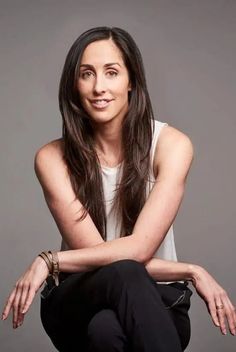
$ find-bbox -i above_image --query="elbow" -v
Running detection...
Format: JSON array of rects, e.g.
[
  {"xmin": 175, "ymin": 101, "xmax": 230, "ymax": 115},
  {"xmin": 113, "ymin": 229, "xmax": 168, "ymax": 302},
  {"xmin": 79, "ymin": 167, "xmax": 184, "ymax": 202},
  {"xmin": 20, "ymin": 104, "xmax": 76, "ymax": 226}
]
[
  {"xmin": 128, "ymin": 242, "xmax": 148, "ymax": 264},
  {"xmin": 139, "ymin": 254, "xmax": 153, "ymax": 265},
  {"xmin": 135, "ymin": 247, "xmax": 152, "ymax": 264},
  {"xmin": 130, "ymin": 235, "xmax": 155, "ymax": 264},
  {"xmin": 135, "ymin": 254, "xmax": 147, "ymax": 265}
]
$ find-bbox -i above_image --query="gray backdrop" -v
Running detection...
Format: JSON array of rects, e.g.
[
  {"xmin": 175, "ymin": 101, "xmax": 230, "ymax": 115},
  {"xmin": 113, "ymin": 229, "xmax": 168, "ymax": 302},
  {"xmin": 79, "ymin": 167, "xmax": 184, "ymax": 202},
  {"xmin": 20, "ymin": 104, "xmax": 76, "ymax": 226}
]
[{"xmin": 1, "ymin": 0, "xmax": 235, "ymax": 351}]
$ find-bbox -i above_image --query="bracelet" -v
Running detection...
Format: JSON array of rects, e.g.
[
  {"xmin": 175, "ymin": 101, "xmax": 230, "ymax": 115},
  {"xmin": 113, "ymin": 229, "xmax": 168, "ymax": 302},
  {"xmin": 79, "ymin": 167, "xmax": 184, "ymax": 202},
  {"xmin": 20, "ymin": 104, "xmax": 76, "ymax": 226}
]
[
  {"xmin": 38, "ymin": 251, "xmax": 53, "ymax": 273},
  {"xmin": 50, "ymin": 251, "xmax": 60, "ymax": 286},
  {"xmin": 38, "ymin": 251, "xmax": 60, "ymax": 286}
]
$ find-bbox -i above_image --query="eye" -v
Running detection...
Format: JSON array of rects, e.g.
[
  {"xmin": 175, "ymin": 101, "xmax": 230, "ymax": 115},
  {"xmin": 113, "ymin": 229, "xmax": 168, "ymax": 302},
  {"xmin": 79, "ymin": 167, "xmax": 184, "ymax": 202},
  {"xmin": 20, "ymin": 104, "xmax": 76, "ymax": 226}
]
[
  {"xmin": 80, "ymin": 71, "xmax": 93, "ymax": 79},
  {"xmin": 107, "ymin": 71, "xmax": 118, "ymax": 77}
]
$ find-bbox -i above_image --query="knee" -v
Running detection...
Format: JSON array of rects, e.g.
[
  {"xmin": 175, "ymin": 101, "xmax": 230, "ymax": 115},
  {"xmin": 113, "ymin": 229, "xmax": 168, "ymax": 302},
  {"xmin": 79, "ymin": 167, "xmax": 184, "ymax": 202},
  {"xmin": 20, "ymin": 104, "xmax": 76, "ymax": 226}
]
[
  {"xmin": 87, "ymin": 309, "xmax": 127, "ymax": 350},
  {"xmin": 95, "ymin": 259, "xmax": 150, "ymax": 298},
  {"xmin": 107, "ymin": 259, "xmax": 148, "ymax": 282}
]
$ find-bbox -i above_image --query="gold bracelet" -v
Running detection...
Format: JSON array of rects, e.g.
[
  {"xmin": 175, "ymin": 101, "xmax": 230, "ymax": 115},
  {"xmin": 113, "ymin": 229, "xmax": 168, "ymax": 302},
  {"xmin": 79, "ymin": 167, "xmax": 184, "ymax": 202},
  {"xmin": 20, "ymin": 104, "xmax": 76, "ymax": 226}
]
[
  {"xmin": 50, "ymin": 251, "xmax": 60, "ymax": 286},
  {"xmin": 38, "ymin": 252, "xmax": 53, "ymax": 274},
  {"xmin": 38, "ymin": 250, "xmax": 60, "ymax": 286}
]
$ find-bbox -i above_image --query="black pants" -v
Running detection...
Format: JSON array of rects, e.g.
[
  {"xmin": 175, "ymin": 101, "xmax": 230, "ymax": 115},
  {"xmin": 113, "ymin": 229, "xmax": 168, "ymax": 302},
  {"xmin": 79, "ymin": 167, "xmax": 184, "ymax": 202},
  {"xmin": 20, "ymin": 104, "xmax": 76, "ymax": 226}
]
[{"xmin": 40, "ymin": 259, "xmax": 192, "ymax": 352}]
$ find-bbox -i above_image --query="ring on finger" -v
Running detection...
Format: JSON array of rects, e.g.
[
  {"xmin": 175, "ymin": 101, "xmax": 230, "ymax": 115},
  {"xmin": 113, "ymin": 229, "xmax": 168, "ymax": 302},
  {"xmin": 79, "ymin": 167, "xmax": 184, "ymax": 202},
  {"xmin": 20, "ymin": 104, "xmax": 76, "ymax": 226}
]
[{"xmin": 216, "ymin": 304, "xmax": 224, "ymax": 310}]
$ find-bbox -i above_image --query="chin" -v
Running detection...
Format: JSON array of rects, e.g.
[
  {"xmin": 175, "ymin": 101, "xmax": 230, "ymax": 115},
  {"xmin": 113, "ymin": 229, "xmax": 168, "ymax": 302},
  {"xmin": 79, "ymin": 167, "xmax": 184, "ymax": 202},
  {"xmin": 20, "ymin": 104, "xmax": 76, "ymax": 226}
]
[
  {"xmin": 89, "ymin": 116, "xmax": 116, "ymax": 125},
  {"xmin": 86, "ymin": 110, "xmax": 118, "ymax": 123}
]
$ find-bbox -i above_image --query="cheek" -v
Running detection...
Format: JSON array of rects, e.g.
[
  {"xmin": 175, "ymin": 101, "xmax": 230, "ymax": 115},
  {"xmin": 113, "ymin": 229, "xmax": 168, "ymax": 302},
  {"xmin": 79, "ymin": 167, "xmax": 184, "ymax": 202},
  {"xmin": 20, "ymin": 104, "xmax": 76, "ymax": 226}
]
[
  {"xmin": 77, "ymin": 81, "xmax": 91, "ymax": 98},
  {"xmin": 112, "ymin": 80, "xmax": 130, "ymax": 97}
]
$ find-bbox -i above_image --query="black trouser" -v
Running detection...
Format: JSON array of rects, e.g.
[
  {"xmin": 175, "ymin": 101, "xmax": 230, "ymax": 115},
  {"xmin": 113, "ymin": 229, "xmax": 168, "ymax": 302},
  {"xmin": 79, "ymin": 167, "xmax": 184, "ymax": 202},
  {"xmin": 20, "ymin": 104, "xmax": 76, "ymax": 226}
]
[{"xmin": 40, "ymin": 259, "xmax": 192, "ymax": 352}]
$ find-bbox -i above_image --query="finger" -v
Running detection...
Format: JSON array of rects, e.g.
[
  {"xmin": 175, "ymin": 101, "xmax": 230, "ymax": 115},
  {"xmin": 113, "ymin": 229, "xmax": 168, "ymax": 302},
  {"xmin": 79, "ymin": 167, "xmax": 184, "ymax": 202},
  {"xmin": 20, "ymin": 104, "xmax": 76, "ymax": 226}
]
[
  {"xmin": 21, "ymin": 286, "xmax": 36, "ymax": 314},
  {"xmin": 12, "ymin": 285, "xmax": 23, "ymax": 329},
  {"xmin": 16, "ymin": 313, "xmax": 25, "ymax": 328},
  {"xmin": 227, "ymin": 298, "xmax": 236, "ymax": 322},
  {"xmin": 2, "ymin": 287, "xmax": 17, "ymax": 320},
  {"xmin": 208, "ymin": 299, "xmax": 220, "ymax": 327},
  {"xmin": 19, "ymin": 284, "xmax": 29, "ymax": 314},
  {"xmin": 17, "ymin": 286, "xmax": 29, "ymax": 327},
  {"xmin": 215, "ymin": 299, "xmax": 227, "ymax": 335},
  {"xmin": 232, "ymin": 304, "xmax": 236, "ymax": 325},
  {"xmin": 224, "ymin": 297, "xmax": 236, "ymax": 336}
]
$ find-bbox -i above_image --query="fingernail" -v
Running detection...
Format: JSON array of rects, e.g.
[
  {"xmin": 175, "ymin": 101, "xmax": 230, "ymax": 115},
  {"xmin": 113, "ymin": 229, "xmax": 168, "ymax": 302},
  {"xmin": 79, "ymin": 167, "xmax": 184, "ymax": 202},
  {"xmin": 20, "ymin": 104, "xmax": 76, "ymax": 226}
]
[{"xmin": 1, "ymin": 313, "xmax": 5, "ymax": 320}]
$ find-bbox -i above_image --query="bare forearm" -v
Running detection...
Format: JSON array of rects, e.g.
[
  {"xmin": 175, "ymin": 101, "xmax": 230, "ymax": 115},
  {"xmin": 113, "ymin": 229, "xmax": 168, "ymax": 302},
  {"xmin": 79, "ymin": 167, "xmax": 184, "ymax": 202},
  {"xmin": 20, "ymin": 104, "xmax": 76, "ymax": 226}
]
[
  {"xmin": 57, "ymin": 234, "xmax": 143, "ymax": 272},
  {"xmin": 144, "ymin": 257, "xmax": 198, "ymax": 282},
  {"xmin": 57, "ymin": 235, "xmax": 198, "ymax": 283}
]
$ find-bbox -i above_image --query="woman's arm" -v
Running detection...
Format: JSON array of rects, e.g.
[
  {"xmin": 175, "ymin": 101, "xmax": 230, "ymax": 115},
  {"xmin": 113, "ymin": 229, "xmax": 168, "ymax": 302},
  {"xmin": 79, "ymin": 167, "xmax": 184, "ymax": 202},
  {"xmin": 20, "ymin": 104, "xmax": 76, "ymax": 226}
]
[
  {"xmin": 32, "ymin": 131, "xmax": 235, "ymax": 336},
  {"xmin": 34, "ymin": 126, "xmax": 193, "ymax": 272},
  {"xmin": 2, "ymin": 253, "xmax": 235, "ymax": 336},
  {"xmin": 144, "ymin": 258, "xmax": 236, "ymax": 336},
  {"xmin": 3, "ymin": 129, "xmax": 235, "ymax": 334}
]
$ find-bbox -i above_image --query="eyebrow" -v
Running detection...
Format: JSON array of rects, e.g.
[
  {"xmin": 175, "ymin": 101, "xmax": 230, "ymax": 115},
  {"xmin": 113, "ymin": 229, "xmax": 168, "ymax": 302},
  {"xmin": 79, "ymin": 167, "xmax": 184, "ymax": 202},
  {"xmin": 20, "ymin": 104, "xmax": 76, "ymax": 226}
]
[{"xmin": 79, "ymin": 62, "xmax": 121, "ymax": 69}]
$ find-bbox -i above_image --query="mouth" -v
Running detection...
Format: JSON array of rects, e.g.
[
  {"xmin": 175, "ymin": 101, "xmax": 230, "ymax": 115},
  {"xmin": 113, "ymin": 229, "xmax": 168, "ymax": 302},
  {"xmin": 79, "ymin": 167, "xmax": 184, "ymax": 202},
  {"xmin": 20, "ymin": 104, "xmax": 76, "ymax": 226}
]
[{"xmin": 89, "ymin": 99, "xmax": 114, "ymax": 109}]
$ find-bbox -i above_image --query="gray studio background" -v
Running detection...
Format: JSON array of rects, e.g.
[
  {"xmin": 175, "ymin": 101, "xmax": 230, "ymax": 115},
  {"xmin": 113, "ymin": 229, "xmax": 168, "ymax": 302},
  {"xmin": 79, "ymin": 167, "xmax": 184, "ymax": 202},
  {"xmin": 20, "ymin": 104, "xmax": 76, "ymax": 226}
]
[{"xmin": 1, "ymin": 0, "xmax": 235, "ymax": 351}]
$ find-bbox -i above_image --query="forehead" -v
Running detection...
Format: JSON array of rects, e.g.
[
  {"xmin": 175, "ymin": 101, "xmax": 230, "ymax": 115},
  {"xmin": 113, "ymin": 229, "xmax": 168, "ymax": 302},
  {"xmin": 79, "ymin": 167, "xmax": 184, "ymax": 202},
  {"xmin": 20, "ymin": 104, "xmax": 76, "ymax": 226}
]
[{"xmin": 80, "ymin": 39, "xmax": 125, "ymax": 66}]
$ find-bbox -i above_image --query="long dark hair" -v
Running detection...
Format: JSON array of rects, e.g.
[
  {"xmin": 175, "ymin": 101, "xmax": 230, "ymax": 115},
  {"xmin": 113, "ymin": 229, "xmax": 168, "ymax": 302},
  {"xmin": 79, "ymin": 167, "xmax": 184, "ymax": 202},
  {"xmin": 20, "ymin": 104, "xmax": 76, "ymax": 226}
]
[{"xmin": 59, "ymin": 26, "xmax": 155, "ymax": 240}]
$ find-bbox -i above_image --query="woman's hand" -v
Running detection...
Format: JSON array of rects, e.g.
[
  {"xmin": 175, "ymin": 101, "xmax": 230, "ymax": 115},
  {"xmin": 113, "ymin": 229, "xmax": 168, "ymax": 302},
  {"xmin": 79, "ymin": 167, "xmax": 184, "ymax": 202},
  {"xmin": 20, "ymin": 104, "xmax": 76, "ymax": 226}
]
[
  {"xmin": 1, "ymin": 256, "xmax": 49, "ymax": 329},
  {"xmin": 191, "ymin": 265, "xmax": 236, "ymax": 336}
]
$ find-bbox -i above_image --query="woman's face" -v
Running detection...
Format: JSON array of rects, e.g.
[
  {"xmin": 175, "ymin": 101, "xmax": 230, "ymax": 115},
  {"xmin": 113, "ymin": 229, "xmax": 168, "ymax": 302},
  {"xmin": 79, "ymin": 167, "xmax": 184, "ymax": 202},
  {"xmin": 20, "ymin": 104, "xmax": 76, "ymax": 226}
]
[{"xmin": 77, "ymin": 39, "xmax": 131, "ymax": 126}]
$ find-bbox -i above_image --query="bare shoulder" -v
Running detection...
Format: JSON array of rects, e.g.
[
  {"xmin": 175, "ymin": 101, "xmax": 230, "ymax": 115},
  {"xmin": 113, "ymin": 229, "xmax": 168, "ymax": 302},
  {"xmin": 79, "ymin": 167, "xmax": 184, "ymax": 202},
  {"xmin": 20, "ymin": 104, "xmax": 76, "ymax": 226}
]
[
  {"xmin": 34, "ymin": 138, "xmax": 65, "ymax": 169},
  {"xmin": 34, "ymin": 138, "xmax": 69, "ymax": 199},
  {"xmin": 35, "ymin": 137, "xmax": 64, "ymax": 159},
  {"xmin": 34, "ymin": 137, "xmax": 65, "ymax": 171},
  {"xmin": 153, "ymin": 124, "xmax": 194, "ymax": 181}
]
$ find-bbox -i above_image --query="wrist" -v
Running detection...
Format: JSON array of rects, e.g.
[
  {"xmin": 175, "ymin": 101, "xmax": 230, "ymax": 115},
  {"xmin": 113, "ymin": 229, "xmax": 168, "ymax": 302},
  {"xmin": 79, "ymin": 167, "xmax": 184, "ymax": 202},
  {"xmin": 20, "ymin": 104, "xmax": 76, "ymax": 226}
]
[
  {"xmin": 33, "ymin": 256, "xmax": 50, "ymax": 274},
  {"xmin": 187, "ymin": 264, "xmax": 203, "ymax": 286},
  {"xmin": 38, "ymin": 251, "xmax": 60, "ymax": 286}
]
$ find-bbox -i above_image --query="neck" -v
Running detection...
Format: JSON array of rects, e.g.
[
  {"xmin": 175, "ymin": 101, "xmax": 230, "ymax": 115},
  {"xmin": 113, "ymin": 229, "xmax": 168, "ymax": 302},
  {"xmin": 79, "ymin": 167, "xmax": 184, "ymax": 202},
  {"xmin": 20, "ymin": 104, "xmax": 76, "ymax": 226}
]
[{"xmin": 93, "ymin": 121, "xmax": 123, "ymax": 159}]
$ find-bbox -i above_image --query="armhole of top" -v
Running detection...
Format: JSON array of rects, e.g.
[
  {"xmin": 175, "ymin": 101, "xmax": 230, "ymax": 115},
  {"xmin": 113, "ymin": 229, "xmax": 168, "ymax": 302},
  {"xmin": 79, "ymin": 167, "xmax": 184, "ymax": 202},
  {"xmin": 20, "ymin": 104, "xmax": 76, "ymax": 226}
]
[{"xmin": 150, "ymin": 121, "xmax": 169, "ymax": 178}]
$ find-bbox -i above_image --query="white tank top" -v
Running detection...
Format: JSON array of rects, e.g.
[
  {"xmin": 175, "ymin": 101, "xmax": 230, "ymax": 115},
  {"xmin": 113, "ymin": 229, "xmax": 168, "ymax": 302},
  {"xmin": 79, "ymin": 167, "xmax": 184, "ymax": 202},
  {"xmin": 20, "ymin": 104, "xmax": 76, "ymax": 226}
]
[
  {"xmin": 101, "ymin": 119, "xmax": 178, "ymax": 262},
  {"xmin": 61, "ymin": 119, "xmax": 178, "ymax": 264}
]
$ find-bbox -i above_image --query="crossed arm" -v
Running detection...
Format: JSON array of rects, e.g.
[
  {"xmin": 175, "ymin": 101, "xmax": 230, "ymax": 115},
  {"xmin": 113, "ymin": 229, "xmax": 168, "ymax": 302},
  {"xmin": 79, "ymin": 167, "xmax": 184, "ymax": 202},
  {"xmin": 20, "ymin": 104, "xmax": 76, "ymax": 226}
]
[{"xmin": 2, "ymin": 126, "xmax": 236, "ymax": 335}]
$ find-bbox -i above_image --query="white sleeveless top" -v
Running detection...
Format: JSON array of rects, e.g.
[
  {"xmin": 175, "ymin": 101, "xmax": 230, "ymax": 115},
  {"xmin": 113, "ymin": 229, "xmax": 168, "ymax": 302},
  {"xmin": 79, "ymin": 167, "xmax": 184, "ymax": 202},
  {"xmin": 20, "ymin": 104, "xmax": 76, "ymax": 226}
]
[
  {"xmin": 101, "ymin": 119, "xmax": 178, "ymax": 262},
  {"xmin": 61, "ymin": 119, "xmax": 178, "ymax": 265}
]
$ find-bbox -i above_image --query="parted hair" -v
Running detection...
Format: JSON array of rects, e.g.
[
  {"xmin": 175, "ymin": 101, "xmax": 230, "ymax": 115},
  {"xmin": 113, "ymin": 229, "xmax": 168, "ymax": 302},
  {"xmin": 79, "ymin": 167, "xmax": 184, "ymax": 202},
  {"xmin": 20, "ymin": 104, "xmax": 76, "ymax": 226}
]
[{"xmin": 58, "ymin": 26, "xmax": 155, "ymax": 240}]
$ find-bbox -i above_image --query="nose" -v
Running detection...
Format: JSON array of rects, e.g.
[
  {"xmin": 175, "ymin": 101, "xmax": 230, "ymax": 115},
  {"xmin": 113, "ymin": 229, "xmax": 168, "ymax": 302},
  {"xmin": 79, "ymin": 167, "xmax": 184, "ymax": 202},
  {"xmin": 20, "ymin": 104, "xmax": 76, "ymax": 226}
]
[{"xmin": 93, "ymin": 74, "xmax": 107, "ymax": 94}]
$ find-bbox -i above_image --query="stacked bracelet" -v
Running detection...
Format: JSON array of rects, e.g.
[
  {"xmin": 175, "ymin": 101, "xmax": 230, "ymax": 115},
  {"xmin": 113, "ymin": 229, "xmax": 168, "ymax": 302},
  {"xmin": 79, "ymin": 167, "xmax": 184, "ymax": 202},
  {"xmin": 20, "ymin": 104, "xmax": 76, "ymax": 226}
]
[{"xmin": 38, "ymin": 251, "xmax": 60, "ymax": 286}]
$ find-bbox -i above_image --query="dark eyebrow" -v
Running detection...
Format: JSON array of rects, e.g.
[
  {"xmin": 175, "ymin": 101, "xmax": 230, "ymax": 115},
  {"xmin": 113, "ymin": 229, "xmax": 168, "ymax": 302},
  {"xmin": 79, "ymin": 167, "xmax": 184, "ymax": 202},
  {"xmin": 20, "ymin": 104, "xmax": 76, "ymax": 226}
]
[{"xmin": 79, "ymin": 62, "xmax": 121, "ymax": 69}]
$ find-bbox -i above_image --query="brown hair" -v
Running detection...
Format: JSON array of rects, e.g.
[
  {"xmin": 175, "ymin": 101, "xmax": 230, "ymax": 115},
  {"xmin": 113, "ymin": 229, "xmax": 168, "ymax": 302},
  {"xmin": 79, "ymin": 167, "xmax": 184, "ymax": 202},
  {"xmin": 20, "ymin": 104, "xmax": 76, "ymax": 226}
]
[{"xmin": 58, "ymin": 26, "xmax": 155, "ymax": 240}]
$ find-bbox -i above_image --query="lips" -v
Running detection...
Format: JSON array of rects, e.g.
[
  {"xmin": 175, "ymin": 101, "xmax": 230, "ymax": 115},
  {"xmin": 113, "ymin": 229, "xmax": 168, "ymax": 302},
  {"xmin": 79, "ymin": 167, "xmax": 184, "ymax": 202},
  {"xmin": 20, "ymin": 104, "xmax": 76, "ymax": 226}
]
[{"xmin": 90, "ymin": 99, "xmax": 114, "ymax": 109}]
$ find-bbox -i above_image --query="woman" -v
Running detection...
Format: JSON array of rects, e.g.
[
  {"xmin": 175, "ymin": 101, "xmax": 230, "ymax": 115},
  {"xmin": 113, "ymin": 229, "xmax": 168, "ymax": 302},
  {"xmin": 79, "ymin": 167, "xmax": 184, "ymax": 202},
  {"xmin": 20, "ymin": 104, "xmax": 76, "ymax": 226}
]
[{"xmin": 2, "ymin": 26, "xmax": 235, "ymax": 352}]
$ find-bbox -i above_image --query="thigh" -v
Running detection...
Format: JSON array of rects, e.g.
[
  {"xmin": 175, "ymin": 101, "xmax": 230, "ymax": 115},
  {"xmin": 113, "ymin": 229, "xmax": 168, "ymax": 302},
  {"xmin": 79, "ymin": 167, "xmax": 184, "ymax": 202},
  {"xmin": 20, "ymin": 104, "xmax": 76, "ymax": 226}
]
[
  {"xmin": 40, "ymin": 265, "xmax": 126, "ymax": 351},
  {"xmin": 40, "ymin": 272, "xmax": 99, "ymax": 351},
  {"xmin": 40, "ymin": 260, "xmax": 147, "ymax": 332},
  {"xmin": 40, "ymin": 261, "xmax": 149, "ymax": 351},
  {"xmin": 87, "ymin": 309, "xmax": 130, "ymax": 352}
]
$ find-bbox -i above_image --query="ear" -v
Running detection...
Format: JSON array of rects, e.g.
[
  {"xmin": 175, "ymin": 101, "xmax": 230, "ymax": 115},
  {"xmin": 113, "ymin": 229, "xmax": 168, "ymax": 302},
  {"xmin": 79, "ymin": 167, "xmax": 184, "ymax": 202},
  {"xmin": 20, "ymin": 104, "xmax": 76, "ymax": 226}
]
[{"xmin": 128, "ymin": 82, "xmax": 132, "ymax": 91}]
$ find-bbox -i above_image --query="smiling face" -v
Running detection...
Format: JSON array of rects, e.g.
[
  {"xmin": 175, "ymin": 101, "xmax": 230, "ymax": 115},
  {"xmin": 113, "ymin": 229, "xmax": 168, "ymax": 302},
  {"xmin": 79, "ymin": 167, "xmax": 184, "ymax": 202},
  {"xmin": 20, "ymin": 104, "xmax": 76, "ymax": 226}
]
[{"xmin": 77, "ymin": 39, "xmax": 132, "ymax": 127}]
